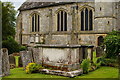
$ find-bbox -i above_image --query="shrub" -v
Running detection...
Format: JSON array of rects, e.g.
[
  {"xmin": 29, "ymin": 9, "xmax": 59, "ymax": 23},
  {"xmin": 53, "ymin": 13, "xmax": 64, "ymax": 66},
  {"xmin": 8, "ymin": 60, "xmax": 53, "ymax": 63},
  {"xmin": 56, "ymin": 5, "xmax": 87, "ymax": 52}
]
[
  {"xmin": 81, "ymin": 59, "xmax": 91, "ymax": 74},
  {"xmin": 19, "ymin": 46, "xmax": 27, "ymax": 51},
  {"xmin": 92, "ymin": 52, "xmax": 101, "ymax": 69},
  {"xmin": 104, "ymin": 31, "xmax": 120, "ymax": 59},
  {"xmin": 100, "ymin": 58, "xmax": 118, "ymax": 67},
  {"xmin": 26, "ymin": 63, "xmax": 44, "ymax": 74},
  {"xmin": 2, "ymin": 36, "xmax": 20, "ymax": 54}
]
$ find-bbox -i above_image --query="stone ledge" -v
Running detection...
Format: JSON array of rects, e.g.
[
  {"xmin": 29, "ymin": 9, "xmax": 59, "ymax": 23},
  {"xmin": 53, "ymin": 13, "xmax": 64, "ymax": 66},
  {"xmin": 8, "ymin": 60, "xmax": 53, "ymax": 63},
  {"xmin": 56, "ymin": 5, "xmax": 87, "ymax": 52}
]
[
  {"xmin": 33, "ymin": 44, "xmax": 94, "ymax": 48},
  {"xmin": 39, "ymin": 69, "xmax": 83, "ymax": 78}
]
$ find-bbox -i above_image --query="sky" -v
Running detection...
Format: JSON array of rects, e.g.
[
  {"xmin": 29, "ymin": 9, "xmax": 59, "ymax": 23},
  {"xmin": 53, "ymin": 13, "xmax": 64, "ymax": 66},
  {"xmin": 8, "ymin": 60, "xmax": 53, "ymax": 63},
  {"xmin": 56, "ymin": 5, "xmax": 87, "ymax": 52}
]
[
  {"xmin": 1, "ymin": 0, "xmax": 120, "ymax": 10},
  {"xmin": 1, "ymin": 0, "xmax": 26, "ymax": 10}
]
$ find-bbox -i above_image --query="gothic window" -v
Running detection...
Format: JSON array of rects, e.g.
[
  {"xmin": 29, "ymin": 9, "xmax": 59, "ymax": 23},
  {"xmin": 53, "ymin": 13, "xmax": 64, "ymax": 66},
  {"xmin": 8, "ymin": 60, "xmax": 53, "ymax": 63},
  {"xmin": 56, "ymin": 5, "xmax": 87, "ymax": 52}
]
[
  {"xmin": 32, "ymin": 13, "xmax": 40, "ymax": 32},
  {"xmin": 57, "ymin": 10, "xmax": 67, "ymax": 31},
  {"xmin": 81, "ymin": 8, "xmax": 93, "ymax": 31},
  {"xmin": 89, "ymin": 10, "xmax": 93, "ymax": 30},
  {"xmin": 98, "ymin": 36, "xmax": 104, "ymax": 46},
  {"xmin": 81, "ymin": 11, "xmax": 84, "ymax": 31}
]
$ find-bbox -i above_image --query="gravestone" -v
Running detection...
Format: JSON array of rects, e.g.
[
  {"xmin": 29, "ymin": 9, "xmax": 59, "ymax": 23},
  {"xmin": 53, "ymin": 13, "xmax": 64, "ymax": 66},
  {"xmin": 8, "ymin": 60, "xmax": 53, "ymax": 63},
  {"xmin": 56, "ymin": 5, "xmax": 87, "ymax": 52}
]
[
  {"xmin": 20, "ymin": 51, "xmax": 33, "ymax": 69},
  {"xmin": 0, "ymin": 48, "xmax": 10, "ymax": 77},
  {"xmin": 18, "ymin": 56, "xmax": 23, "ymax": 67},
  {"xmin": 9, "ymin": 55, "xmax": 15, "ymax": 65},
  {"xmin": 96, "ymin": 47, "xmax": 104, "ymax": 57},
  {"xmin": 9, "ymin": 55, "xmax": 16, "ymax": 69},
  {"xmin": 32, "ymin": 48, "xmax": 41, "ymax": 64}
]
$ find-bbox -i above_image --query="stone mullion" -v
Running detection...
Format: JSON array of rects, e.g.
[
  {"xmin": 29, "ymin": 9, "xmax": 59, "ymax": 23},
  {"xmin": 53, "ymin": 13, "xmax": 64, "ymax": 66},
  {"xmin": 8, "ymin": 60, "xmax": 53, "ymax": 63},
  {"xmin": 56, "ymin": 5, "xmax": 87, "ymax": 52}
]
[
  {"xmin": 38, "ymin": 15, "xmax": 40, "ymax": 32},
  {"xmin": 34, "ymin": 14, "xmax": 35, "ymax": 32},
  {"xmin": 88, "ymin": 9, "xmax": 90, "ymax": 31},
  {"xmin": 59, "ymin": 11, "xmax": 61, "ymax": 31},
  {"xmin": 36, "ymin": 14, "xmax": 38, "ymax": 32},
  {"xmin": 63, "ymin": 11, "xmax": 65, "ymax": 31}
]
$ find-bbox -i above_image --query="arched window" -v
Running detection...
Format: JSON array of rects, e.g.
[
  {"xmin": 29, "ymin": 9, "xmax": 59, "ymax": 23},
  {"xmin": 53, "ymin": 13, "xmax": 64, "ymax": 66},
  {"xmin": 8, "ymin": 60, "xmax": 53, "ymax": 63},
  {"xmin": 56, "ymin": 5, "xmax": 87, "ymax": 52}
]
[
  {"xmin": 89, "ymin": 10, "xmax": 93, "ymax": 30},
  {"xmin": 81, "ymin": 8, "xmax": 93, "ymax": 31},
  {"xmin": 81, "ymin": 11, "xmax": 84, "ymax": 31},
  {"xmin": 32, "ymin": 13, "xmax": 40, "ymax": 32},
  {"xmin": 57, "ymin": 10, "xmax": 67, "ymax": 31},
  {"xmin": 98, "ymin": 36, "xmax": 104, "ymax": 46}
]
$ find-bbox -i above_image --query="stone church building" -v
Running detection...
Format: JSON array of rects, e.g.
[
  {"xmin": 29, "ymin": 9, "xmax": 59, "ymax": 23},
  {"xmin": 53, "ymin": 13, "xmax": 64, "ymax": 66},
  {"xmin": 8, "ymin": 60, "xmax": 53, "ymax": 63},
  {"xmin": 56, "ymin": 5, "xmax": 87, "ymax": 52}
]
[
  {"xmin": 15, "ymin": 1, "xmax": 120, "ymax": 70},
  {"xmin": 15, "ymin": 1, "xmax": 120, "ymax": 47}
]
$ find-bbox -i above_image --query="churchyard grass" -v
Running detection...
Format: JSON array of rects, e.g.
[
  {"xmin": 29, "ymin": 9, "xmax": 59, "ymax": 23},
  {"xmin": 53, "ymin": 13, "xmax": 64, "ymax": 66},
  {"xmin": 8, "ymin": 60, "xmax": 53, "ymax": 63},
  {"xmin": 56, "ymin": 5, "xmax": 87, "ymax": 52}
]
[{"xmin": 3, "ymin": 67, "xmax": 118, "ymax": 78}]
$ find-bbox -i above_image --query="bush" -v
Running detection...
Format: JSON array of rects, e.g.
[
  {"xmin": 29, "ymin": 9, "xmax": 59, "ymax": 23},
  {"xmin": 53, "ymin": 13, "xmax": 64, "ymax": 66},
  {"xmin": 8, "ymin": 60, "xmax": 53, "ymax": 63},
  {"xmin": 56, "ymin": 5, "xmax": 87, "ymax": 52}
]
[
  {"xmin": 81, "ymin": 59, "xmax": 91, "ymax": 74},
  {"xmin": 19, "ymin": 46, "xmax": 27, "ymax": 51},
  {"xmin": 2, "ymin": 36, "xmax": 20, "ymax": 54},
  {"xmin": 104, "ymin": 31, "xmax": 120, "ymax": 59},
  {"xmin": 26, "ymin": 63, "xmax": 44, "ymax": 74},
  {"xmin": 99, "ymin": 57, "xmax": 118, "ymax": 67},
  {"xmin": 92, "ymin": 52, "xmax": 101, "ymax": 69}
]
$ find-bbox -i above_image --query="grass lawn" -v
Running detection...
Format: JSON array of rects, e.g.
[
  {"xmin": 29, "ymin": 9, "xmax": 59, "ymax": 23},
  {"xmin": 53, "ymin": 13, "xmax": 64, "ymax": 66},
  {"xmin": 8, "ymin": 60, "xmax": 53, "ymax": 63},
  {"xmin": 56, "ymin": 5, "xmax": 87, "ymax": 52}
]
[{"xmin": 3, "ymin": 67, "xmax": 118, "ymax": 78}]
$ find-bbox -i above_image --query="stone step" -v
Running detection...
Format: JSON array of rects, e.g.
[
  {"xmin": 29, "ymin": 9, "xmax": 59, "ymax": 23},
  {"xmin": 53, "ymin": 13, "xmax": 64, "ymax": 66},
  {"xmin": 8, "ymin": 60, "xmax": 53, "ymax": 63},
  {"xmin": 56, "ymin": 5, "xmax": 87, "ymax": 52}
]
[{"xmin": 39, "ymin": 69, "xmax": 83, "ymax": 78}]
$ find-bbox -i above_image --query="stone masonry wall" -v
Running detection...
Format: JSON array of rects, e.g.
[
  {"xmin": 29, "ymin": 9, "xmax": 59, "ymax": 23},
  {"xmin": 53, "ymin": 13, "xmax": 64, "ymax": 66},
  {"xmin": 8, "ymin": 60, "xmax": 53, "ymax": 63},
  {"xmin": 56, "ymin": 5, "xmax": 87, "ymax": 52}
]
[{"xmin": 16, "ymin": 2, "xmax": 120, "ymax": 46}]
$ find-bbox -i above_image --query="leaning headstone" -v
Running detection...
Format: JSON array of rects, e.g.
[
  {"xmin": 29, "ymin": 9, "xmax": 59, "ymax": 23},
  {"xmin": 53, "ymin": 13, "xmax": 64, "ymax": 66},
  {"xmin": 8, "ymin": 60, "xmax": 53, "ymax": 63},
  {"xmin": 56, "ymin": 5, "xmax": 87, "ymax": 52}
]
[
  {"xmin": 1, "ymin": 48, "xmax": 10, "ymax": 76},
  {"xmin": 20, "ymin": 51, "xmax": 33, "ymax": 69}
]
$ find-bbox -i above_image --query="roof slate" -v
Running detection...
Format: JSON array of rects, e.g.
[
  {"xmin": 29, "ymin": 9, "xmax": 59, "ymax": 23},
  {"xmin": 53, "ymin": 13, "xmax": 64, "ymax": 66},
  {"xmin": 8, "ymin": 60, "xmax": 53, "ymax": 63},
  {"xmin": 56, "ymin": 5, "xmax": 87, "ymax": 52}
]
[{"xmin": 18, "ymin": 1, "xmax": 75, "ymax": 11}]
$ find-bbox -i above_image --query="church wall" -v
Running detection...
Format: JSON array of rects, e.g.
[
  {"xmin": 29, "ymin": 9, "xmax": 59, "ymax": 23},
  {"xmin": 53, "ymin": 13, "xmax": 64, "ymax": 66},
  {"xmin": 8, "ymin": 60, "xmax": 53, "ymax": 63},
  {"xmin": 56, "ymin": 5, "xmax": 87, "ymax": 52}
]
[
  {"xmin": 94, "ymin": 2, "xmax": 117, "ymax": 32},
  {"xmin": 78, "ymin": 34, "xmax": 107, "ymax": 46},
  {"xmin": 17, "ymin": 2, "xmax": 119, "ymax": 45}
]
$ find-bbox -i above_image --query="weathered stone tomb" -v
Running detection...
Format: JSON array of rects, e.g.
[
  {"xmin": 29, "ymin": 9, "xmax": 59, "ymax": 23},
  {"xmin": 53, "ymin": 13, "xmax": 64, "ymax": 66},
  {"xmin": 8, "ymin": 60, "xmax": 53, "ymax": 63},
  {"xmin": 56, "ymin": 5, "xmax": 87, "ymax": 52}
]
[{"xmin": 20, "ymin": 44, "xmax": 93, "ymax": 71}]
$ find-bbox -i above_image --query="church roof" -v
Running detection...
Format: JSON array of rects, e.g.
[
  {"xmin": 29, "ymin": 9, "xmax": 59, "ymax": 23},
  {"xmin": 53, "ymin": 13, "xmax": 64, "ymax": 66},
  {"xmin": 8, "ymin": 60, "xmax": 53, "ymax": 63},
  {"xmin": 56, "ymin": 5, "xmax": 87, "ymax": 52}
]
[{"xmin": 18, "ymin": 1, "xmax": 75, "ymax": 11}]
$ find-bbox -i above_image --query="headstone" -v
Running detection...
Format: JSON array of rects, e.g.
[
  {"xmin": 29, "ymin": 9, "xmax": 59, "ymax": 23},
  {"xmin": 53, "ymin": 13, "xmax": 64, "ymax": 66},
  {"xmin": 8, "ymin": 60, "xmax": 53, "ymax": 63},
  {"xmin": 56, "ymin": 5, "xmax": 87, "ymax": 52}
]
[
  {"xmin": 32, "ymin": 48, "xmax": 41, "ymax": 64},
  {"xmin": 1, "ymin": 48, "xmax": 10, "ymax": 76},
  {"xmin": 20, "ymin": 51, "xmax": 33, "ymax": 69},
  {"xmin": 96, "ymin": 47, "xmax": 104, "ymax": 57},
  {"xmin": 18, "ymin": 56, "xmax": 23, "ymax": 67},
  {"xmin": 9, "ymin": 55, "xmax": 15, "ymax": 65}
]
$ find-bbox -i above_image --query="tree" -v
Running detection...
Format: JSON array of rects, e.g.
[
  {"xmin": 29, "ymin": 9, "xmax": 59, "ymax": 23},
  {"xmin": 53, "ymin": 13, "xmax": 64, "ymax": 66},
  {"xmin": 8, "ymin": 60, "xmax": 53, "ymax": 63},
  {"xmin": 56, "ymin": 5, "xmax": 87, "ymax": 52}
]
[
  {"xmin": 104, "ymin": 31, "xmax": 120, "ymax": 59},
  {"xmin": 2, "ymin": 2, "xmax": 17, "ymax": 40},
  {"xmin": 2, "ymin": 2, "xmax": 21, "ymax": 54}
]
